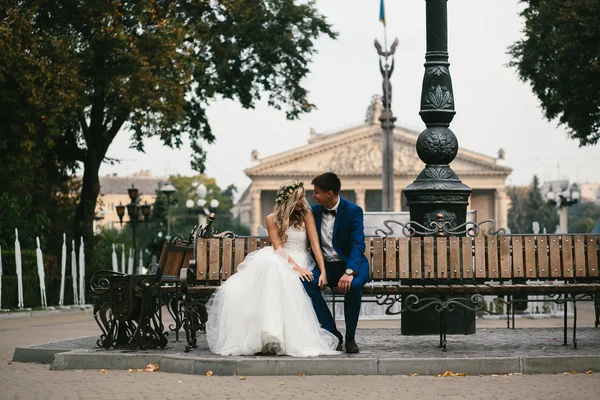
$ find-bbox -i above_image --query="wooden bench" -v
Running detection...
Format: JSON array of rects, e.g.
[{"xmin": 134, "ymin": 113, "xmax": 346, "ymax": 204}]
[{"xmin": 158, "ymin": 224, "xmax": 600, "ymax": 351}]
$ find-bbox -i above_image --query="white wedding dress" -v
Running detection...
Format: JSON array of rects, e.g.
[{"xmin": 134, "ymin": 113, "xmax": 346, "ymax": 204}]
[{"xmin": 205, "ymin": 226, "xmax": 339, "ymax": 357}]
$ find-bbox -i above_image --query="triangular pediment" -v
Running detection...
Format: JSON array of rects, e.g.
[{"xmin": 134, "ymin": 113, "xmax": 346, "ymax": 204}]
[{"xmin": 245, "ymin": 124, "xmax": 511, "ymax": 178}]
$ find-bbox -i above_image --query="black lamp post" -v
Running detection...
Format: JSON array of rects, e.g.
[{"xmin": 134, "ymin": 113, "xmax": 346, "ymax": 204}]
[
  {"xmin": 402, "ymin": 0, "xmax": 474, "ymax": 335},
  {"xmin": 116, "ymin": 184, "xmax": 151, "ymax": 274}
]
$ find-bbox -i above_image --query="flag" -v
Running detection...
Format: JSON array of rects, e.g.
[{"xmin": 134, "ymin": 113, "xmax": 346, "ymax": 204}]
[{"xmin": 379, "ymin": 0, "xmax": 386, "ymax": 26}]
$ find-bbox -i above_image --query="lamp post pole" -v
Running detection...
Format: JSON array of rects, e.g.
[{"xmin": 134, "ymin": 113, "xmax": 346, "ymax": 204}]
[
  {"xmin": 160, "ymin": 183, "xmax": 177, "ymax": 239},
  {"xmin": 116, "ymin": 185, "xmax": 151, "ymax": 273},
  {"xmin": 547, "ymin": 189, "xmax": 580, "ymax": 233},
  {"xmin": 402, "ymin": 0, "xmax": 473, "ymax": 335}
]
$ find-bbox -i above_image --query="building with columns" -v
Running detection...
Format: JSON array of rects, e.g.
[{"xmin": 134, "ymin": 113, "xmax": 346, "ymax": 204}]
[{"xmin": 234, "ymin": 98, "xmax": 511, "ymax": 235}]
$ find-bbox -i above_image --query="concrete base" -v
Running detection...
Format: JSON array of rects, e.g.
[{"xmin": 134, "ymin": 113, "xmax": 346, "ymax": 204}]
[{"xmin": 12, "ymin": 328, "xmax": 600, "ymax": 376}]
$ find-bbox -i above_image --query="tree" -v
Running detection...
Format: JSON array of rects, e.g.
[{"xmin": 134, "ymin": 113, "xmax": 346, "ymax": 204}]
[
  {"xmin": 508, "ymin": 0, "xmax": 600, "ymax": 146},
  {"xmin": 568, "ymin": 202, "xmax": 600, "ymax": 234},
  {"xmin": 0, "ymin": 5, "xmax": 80, "ymax": 253},
  {"xmin": 1, "ymin": 1, "xmax": 335, "ymax": 264},
  {"xmin": 507, "ymin": 176, "xmax": 559, "ymax": 233}
]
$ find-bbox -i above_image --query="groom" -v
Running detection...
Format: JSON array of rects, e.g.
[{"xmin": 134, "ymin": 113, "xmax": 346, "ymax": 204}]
[{"xmin": 303, "ymin": 172, "xmax": 370, "ymax": 353}]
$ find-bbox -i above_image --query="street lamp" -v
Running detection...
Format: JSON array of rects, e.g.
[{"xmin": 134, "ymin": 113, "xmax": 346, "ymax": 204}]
[
  {"xmin": 185, "ymin": 182, "xmax": 220, "ymax": 227},
  {"xmin": 116, "ymin": 184, "xmax": 151, "ymax": 274},
  {"xmin": 547, "ymin": 189, "xmax": 580, "ymax": 233},
  {"xmin": 160, "ymin": 183, "xmax": 177, "ymax": 239}
]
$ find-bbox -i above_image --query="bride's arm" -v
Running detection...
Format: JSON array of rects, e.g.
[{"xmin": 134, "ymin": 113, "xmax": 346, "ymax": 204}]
[
  {"xmin": 266, "ymin": 214, "xmax": 313, "ymax": 281},
  {"xmin": 304, "ymin": 210, "xmax": 326, "ymax": 276}
]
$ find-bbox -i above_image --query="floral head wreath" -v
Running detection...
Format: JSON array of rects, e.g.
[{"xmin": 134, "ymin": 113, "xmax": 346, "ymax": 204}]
[{"xmin": 275, "ymin": 180, "xmax": 304, "ymax": 204}]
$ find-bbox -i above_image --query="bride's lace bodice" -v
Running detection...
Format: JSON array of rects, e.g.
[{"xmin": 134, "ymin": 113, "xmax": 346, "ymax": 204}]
[{"xmin": 283, "ymin": 227, "xmax": 315, "ymax": 270}]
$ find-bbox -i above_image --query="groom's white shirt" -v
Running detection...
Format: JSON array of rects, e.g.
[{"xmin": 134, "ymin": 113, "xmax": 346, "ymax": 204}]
[{"xmin": 321, "ymin": 197, "xmax": 341, "ymax": 262}]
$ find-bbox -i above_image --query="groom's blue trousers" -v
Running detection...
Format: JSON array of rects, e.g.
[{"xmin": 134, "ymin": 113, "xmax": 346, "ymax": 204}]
[{"xmin": 302, "ymin": 261, "xmax": 367, "ymax": 338}]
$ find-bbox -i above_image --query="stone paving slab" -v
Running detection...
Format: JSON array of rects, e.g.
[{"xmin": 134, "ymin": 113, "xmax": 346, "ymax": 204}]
[{"xmin": 12, "ymin": 327, "xmax": 600, "ymax": 376}]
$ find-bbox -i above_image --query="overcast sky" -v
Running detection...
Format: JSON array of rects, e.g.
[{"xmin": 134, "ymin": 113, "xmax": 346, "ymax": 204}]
[{"xmin": 100, "ymin": 0, "xmax": 600, "ymax": 197}]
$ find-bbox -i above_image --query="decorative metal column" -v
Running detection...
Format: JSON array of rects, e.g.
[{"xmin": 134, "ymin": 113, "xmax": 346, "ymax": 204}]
[
  {"xmin": 404, "ymin": 0, "xmax": 471, "ymax": 231},
  {"xmin": 375, "ymin": 38, "xmax": 399, "ymax": 212},
  {"xmin": 402, "ymin": 0, "xmax": 473, "ymax": 335}
]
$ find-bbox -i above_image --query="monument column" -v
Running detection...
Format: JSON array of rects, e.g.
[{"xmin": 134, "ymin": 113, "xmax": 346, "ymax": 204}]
[
  {"xmin": 250, "ymin": 188, "xmax": 262, "ymax": 236},
  {"xmin": 355, "ymin": 189, "xmax": 366, "ymax": 211},
  {"xmin": 394, "ymin": 189, "xmax": 402, "ymax": 212},
  {"xmin": 495, "ymin": 188, "xmax": 508, "ymax": 229}
]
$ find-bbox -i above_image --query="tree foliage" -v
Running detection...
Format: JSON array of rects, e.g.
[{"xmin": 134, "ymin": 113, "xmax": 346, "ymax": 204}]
[
  {"xmin": 507, "ymin": 175, "xmax": 559, "ymax": 233},
  {"xmin": 508, "ymin": 0, "xmax": 600, "ymax": 146},
  {"xmin": 1, "ymin": 0, "xmax": 335, "ymax": 264}
]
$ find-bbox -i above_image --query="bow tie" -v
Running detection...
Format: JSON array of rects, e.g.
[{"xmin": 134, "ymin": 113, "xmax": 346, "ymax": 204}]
[{"xmin": 322, "ymin": 208, "xmax": 337, "ymax": 217}]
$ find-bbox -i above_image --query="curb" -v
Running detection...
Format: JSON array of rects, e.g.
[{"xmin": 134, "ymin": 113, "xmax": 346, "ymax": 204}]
[
  {"xmin": 0, "ymin": 306, "xmax": 92, "ymax": 320},
  {"xmin": 12, "ymin": 345, "xmax": 600, "ymax": 376}
]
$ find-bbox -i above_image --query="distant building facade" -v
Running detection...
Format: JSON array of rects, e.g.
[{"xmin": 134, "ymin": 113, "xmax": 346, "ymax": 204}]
[
  {"xmin": 94, "ymin": 170, "xmax": 166, "ymax": 232},
  {"xmin": 234, "ymin": 98, "xmax": 512, "ymax": 235}
]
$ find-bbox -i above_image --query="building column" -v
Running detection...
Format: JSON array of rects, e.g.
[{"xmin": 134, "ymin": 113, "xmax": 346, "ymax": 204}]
[
  {"xmin": 251, "ymin": 188, "xmax": 262, "ymax": 236},
  {"xmin": 495, "ymin": 188, "xmax": 508, "ymax": 229},
  {"xmin": 355, "ymin": 189, "xmax": 366, "ymax": 211},
  {"xmin": 394, "ymin": 189, "xmax": 402, "ymax": 212}
]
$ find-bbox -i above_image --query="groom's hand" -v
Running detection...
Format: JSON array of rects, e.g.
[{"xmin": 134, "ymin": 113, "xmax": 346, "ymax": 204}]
[
  {"xmin": 338, "ymin": 274, "xmax": 353, "ymax": 294},
  {"xmin": 318, "ymin": 274, "xmax": 328, "ymax": 289}
]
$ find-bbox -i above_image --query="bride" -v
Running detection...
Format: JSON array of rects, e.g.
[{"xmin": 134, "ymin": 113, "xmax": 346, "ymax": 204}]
[{"xmin": 205, "ymin": 180, "xmax": 339, "ymax": 356}]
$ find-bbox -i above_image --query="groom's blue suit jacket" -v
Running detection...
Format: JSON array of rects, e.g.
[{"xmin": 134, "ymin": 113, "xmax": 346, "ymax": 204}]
[{"xmin": 311, "ymin": 198, "xmax": 371, "ymax": 283}]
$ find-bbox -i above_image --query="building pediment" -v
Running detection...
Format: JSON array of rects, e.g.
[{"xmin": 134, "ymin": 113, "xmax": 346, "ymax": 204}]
[{"xmin": 245, "ymin": 124, "xmax": 511, "ymax": 178}]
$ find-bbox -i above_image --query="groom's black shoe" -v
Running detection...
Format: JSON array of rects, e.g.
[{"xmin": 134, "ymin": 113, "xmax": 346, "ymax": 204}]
[
  {"xmin": 345, "ymin": 337, "xmax": 359, "ymax": 354},
  {"xmin": 333, "ymin": 330, "xmax": 343, "ymax": 351}
]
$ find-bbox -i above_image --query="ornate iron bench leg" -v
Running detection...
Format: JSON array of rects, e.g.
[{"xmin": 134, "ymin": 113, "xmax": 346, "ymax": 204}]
[
  {"xmin": 594, "ymin": 294, "xmax": 600, "ymax": 328},
  {"xmin": 563, "ymin": 294, "xmax": 568, "ymax": 346},
  {"xmin": 572, "ymin": 294, "xmax": 578, "ymax": 349}
]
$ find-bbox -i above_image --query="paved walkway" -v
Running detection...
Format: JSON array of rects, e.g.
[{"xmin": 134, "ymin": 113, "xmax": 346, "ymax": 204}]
[{"xmin": 2, "ymin": 308, "xmax": 600, "ymax": 399}]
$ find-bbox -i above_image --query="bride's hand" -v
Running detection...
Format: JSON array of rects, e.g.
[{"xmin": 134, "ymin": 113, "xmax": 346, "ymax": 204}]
[
  {"xmin": 318, "ymin": 274, "xmax": 328, "ymax": 289},
  {"xmin": 294, "ymin": 265, "xmax": 314, "ymax": 282}
]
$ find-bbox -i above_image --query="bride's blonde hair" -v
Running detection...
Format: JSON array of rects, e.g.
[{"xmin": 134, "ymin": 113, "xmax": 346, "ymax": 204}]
[{"xmin": 274, "ymin": 180, "xmax": 309, "ymax": 243}]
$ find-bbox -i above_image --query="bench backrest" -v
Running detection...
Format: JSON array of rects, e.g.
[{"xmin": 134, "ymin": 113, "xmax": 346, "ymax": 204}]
[{"xmin": 159, "ymin": 234, "xmax": 600, "ymax": 285}]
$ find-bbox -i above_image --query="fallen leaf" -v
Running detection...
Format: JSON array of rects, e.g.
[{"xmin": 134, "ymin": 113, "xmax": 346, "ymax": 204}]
[
  {"xmin": 7, "ymin": 362, "xmax": 12, "ymax": 365},
  {"xmin": 562, "ymin": 372, "xmax": 569, "ymax": 375},
  {"xmin": 206, "ymin": 371, "xmax": 213, "ymax": 377},
  {"xmin": 144, "ymin": 364, "xmax": 159, "ymax": 372},
  {"xmin": 570, "ymin": 370, "xmax": 578, "ymax": 374},
  {"xmin": 491, "ymin": 374, "xmax": 498, "ymax": 377},
  {"xmin": 409, "ymin": 373, "xmax": 418, "ymax": 377},
  {"xmin": 100, "ymin": 369, "xmax": 108, "ymax": 374},
  {"xmin": 552, "ymin": 338, "xmax": 557, "ymax": 341},
  {"xmin": 178, "ymin": 380, "xmax": 183, "ymax": 383},
  {"xmin": 455, "ymin": 373, "xmax": 467, "ymax": 377},
  {"xmin": 586, "ymin": 370, "xmax": 593, "ymax": 374},
  {"xmin": 278, "ymin": 382, "xmax": 285, "ymax": 386},
  {"xmin": 441, "ymin": 371, "xmax": 455, "ymax": 377},
  {"xmin": 298, "ymin": 374, "xmax": 305, "ymax": 377},
  {"xmin": 240, "ymin": 376, "xmax": 247, "ymax": 380}
]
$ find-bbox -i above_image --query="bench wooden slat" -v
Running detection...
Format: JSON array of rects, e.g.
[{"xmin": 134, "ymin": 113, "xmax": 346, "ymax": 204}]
[
  {"xmin": 196, "ymin": 239, "xmax": 208, "ymax": 281},
  {"xmin": 549, "ymin": 236, "xmax": 562, "ymax": 278},
  {"xmin": 247, "ymin": 237, "xmax": 258, "ymax": 254},
  {"xmin": 221, "ymin": 238, "xmax": 233, "ymax": 280},
  {"xmin": 385, "ymin": 237, "xmax": 397, "ymax": 279},
  {"xmin": 449, "ymin": 237, "xmax": 460, "ymax": 279},
  {"xmin": 423, "ymin": 237, "xmax": 435, "ymax": 279},
  {"xmin": 500, "ymin": 236, "xmax": 511, "ymax": 279},
  {"xmin": 524, "ymin": 237, "xmax": 536, "ymax": 278},
  {"xmin": 512, "ymin": 236, "xmax": 524, "ymax": 279},
  {"xmin": 487, "ymin": 236, "xmax": 499, "ymax": 279},
  {"xmin": 410, "ymin": 237, "xmax": 422, "ymax": 279},
  {"xmin": 474, "ymin": 236, "xmax": 486, "ymax": 279},
  {"xmin": 234, "ymin": 238, "xmax": 246, "ymax": 272},
  {"xmin": 372, "ymin": 237, "xmax": 384, "ymax": 280},
  {"xmin": 587, "ymin": 236, "xmax": 599, "ymax": 278},
  {"xmin": 562, "ymin": 236, "xmax": 574, "ymax": 278},
  {"xmin": 364, "ymin": 237, "xmax": 372, "ymax": 278},
  {"xmin": 207, "ymin": 239, "xmax": 220, "ymax": 281},
  {"xmin": 574, "ymin": 236, "xmax": 586, "ymax": 278},
  {"xmin": 398, "ymin": 238, "xmax": 409, "ymax": 279},
  {"xmin": 436, "ymin": 237, "xmax": 448, "ymax": 280},
  {"xmin": 537, "ymin": 236, "xmax": 549, "ymax": 278},
  {"xmin": 461, "ymin": 237, "xmax": 473, "ymax": 279},
  {"xmin": 159, "ymin": 243, "xmax": 184, "ymax": 277}
]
